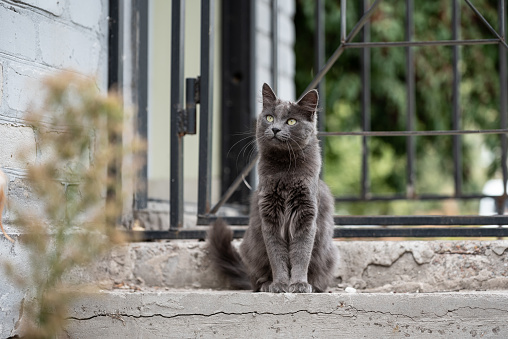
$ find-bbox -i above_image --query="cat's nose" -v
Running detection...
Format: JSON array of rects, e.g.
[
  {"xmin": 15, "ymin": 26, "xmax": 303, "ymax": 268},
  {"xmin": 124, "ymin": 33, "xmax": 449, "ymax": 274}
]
[{"xmin": 272, "ymin": 127, "xmax": 281, "ymax": 135}]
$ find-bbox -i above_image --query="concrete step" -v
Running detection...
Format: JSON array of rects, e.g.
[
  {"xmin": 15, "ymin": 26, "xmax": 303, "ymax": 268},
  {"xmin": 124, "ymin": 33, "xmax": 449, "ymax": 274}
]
[
  {"xmin": 65, "ymin": 290, "xmax": 508, "ymax": 338},
  {"xmin": 77, "ymin": 240, "xmax": 508, "ymax": 293},
  {"xmin": 4, "ymin": 240, "xmax": 508, "ymax": 337}
]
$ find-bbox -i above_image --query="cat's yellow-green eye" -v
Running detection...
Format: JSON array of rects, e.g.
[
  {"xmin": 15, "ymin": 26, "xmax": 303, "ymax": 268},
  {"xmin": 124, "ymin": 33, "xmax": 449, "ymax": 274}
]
[
  {"xmin": 266, "ymin": 115, "xmax": 274, "ymax": 122},
  {"xmin": 287, "ymin": 118, "xmax": 297, "ymax": 126}
]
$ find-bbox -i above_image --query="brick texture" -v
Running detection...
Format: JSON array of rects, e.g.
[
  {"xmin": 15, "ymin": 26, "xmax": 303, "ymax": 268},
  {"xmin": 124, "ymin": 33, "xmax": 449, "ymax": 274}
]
[
  {"xmin": 6, "ymin": 63, "xmax": 49, "ymax": 113},
  {"xmin": 0, "ymin": 0, "xmax": 108, "ymax": 230},
  {"xmin": 0, "ymin": 63, "xmax": 3, "ymax": 108},
  {"xmin": 0, "ymin": 5, "xmax": 37, "ymax": 61},
  {"xmin": 69, "ymin": 0, "xmax": 103, "ymax": 29},
  {"xmin": 15, "ymin": 0, "xmax": 65, "ymax": 16},
  {"xmin": 0, "ymin": 1, "xmax": 110, "ymax": 337},
  {"xmin": 0, "ymin": 124, "xmax": 36, "ymax": 168},
  {"xmin": 255, "ymin": 0, "xmax": 296, "ymax": 109},
  {"xmin": 39, "ymin": 21, "xmax": 102, "ymax": 74}
]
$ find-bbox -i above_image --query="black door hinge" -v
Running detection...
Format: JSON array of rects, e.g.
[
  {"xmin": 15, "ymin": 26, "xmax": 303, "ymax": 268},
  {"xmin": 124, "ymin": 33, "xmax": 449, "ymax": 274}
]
[{"xmin": 178, "ymin": 76, "xmax": 200, "ymax": 136}]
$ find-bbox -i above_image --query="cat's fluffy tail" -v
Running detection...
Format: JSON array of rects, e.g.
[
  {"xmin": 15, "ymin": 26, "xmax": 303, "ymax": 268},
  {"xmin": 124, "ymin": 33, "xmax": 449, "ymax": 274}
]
[{"xmin": 207, "ymin": 219, "xmax": 251, "ymax": 290}]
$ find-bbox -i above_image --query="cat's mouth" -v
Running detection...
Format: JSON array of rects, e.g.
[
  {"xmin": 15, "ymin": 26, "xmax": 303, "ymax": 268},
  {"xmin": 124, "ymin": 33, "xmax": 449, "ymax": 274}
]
[
  {"xmin": 263, "ymin": 132, "xmax": 288, "ymax": 144},
  {"xmin": 271, "ymin": 135, "xmax": 286, "ymax": 143}
]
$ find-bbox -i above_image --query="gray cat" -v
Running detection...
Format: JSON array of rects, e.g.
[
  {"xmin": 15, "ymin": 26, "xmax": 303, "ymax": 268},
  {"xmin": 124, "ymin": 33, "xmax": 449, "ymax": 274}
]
[{"xmin": 208, "ymin": 83, "xmax": 338, "ymax": 293}]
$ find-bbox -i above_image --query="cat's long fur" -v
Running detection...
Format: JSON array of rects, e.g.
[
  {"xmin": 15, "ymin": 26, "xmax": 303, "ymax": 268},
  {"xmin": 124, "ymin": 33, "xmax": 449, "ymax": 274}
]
[{"xmin": 208, "ymin": 84, "xmax": 338, "ymax": 293}]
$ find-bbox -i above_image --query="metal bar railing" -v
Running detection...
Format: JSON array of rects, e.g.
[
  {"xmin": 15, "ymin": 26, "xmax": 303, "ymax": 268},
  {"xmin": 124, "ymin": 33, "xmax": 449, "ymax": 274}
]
[
  {"xmin": 160, "ymin": 0, "xmax": 508, "ymax": 241},
  {"xmin": 203, "ymin": 125, "xmax": 508, "ymax": 218},
  {"xmin": 209, "ymin": 154, "xmax": 257, "ymax": 214},
  {"xmin": 340, "ymin": 0, "xmax": 346, "ymax": 43},
  {"xmin": 465, "ymin": 0, "xmax": 508, "ymax": 50},
  {"xmin": 361, "ymin": 0, "xmax": 371, "ymax": 200},
  {"xmin": 405, "ymin": 0, "xmax": 416, "ymax": 197},
  {"xmin": 319, "ymin": 128, "xmax": 508, "ymax": 137},
  {"xmin": 202, "ymin": 15, "xmax": 508, "ymax": 218},
  {"xmin": 299, "ymin": 0, "xmax": 382, "ymax": 100},
  {"xmin": 206, "ymin": 0, "xmax": 382, "ymax": 216},
  {"xmin": 272, "ymin": 0, "xmax": 279, "ymax": 93},
  {"xmin": 107, "ymin": 0, "xmax": 122, "ymax": 223},
  {"xmin": 452, "ymin": 0, "xmax": 462, "ymax": 197},
  {"xmin": 499, "ymin": 0, "xmax": 508, "ymax": 212},
  {"xmin": 170, "ymin": 0, "xmax": 185, "ymax": 230},
  {"xmin": 315, "ymin": 0, "xmax": 326, "ymax": 174},
  {"xmin": 334, "ymin": 193, "xmax": 501, "ymax": 202},
  {"xmin": 343, "ymin": 39, "xmax": 500, "ymax": 48},
  {"xmin": 135, "ymin": 0, "xmax": 149, "ymax": 209},
  {"xmin": 197, "ymin": 0, "xmax": 215, "ymax": 216},
  {"xmin": 126, "ymin": 226, "xmax": 508, "ymax": 241},
  {"xmin": 196, "ymin": 214, "xmax": 508, "ymax": 226}
]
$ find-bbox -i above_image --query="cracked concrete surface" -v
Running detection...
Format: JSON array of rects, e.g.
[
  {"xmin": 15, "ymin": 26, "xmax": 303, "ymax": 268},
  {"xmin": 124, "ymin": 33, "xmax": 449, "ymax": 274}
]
[
  {"xmin": 5, "ymin": 240, "xmax": 508, "ymax": 337},
  {"xmin": 64, "ymin": 291, "xmax": 508, "ymax": 338},
  {"xmin": 338, "ymin": 241, "xmax": 508, "ymax": 292},
  {"xmin": 74, "ymin": 240, "xmax": 508, "ymax": 293}
]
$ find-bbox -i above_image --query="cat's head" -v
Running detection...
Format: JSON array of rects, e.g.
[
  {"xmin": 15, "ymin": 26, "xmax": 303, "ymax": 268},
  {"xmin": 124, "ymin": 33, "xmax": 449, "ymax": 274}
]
[{"xmin": 257, "ymin": 83, "xmax": 319, "ymax": 151}]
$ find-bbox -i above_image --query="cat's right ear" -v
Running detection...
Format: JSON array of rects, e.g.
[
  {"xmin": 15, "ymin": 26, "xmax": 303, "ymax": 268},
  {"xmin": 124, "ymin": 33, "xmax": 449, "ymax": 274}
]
[
  {"xmin": 296, "ymin": 89, "xmax": 319, "ymax": 114},
  {"xmin": 262, "ymin": 83, "xmax": 277, "ymax": 109}
]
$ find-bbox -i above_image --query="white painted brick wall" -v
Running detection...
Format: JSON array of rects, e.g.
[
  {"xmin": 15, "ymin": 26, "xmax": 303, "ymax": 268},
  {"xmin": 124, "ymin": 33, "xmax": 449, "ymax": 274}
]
[
  {"xmin": 39, "ymin": 20, "xmax": 103, "ymax": 74},
  {"xmin": 15, "ymin": 0, "xmax": 65, "ymax": 16},
  {"xmin": 69, "ymin": 0, "xmax": 102, "ymax": 29},
  {"xmin": 0, "ymin": 124, "xmax": 37, "ymax": 168},
  {"xmin": 256, "ymin": 34, "xmax": 272, "ymax": 70},
  {"xmin": 0, "ymin": 63, "xmax": 3, "ymax": 107},
  {"xmin": 256, "ymin": 0, "xmax": 271, "ymax": 35},
  {"xmin": 279, "ymin": 14, "xmax": 295, "ymax": 47},
  {"xmin": 278, "ymin": 0, "xmax": 295, "ymax": 17},
  {"xmin": 6, "ymin": 62, "xmax": 50, "ymax": 113},
  {"xmin": 0, "ymin": 0, "xmax": 108, "ymax": 175},
  {"xmin": 0, "ymin": 5, "xmax": 37, "ymax": 61},
  {"xmin": 255, "ymin": 0, "xmax": 296, "ymax": 114},
  {"xmin": 0, "ymin": 0, "xmax": 110, "ymax": 335}
]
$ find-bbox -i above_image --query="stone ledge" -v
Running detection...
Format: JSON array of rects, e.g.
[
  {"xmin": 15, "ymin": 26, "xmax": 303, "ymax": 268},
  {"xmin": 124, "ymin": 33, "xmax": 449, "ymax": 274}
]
[
  {"xmin": 64, "ymin": 290, "xmax": 508, "ymax": 338},
  {"xmin": 73, "ymin": 240, "xmax": 508, "ymax": 293}
]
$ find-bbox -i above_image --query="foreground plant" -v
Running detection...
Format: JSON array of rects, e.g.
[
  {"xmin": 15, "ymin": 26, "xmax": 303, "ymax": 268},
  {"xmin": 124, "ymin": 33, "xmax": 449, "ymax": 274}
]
[
  {"xmin": 3, "ymin": 73, "xmax": 135, "ymax": 338},
  {"xmin": 0, "ymin": 170, "xmax": 13, "ymax": 243}
]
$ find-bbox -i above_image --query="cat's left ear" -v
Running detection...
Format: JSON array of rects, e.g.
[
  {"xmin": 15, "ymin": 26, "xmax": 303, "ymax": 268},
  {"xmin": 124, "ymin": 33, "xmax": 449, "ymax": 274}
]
[
  {"xmin": 262, "ymin": 83, "xmax": 277, "ymax": 109},
  {"xmin": 297, "ymin": 89, "xmax": 319, "ymax": 118}
]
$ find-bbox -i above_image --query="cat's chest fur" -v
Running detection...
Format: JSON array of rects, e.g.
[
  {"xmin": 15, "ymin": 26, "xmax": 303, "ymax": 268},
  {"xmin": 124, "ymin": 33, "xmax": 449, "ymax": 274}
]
[
  {"xmin": 257, "ymin": 174, "xmax": 318, "ymax": 237},
  {"xmin": 258, "ymin": 175, "xmax": 315, "ymax": 199}
]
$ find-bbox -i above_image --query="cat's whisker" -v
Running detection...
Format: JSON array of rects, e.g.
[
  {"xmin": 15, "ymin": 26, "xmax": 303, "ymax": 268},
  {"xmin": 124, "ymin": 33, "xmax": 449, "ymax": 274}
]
[
  {"xmin": 285, "ymin": 139, "xmax": 298, "ymax": 175},
  {"xmin": 236, "ymin": 139, "xmax": 258, "ymax": 173},
  {"xmin": 227, "ymin": 134, "xmax": 256, "ymax": 158},
  {"xmin": 238, "ymin": 140, "xmax": 258, "ymax": 172},
  {"xmin": 247, "ymin": 139, "xmax": 260, "ymax": 164},
  {"xmin": 244, "ymin": 135, "xmax": 264, "ymax": 170},
  {"xmin": 242, "ymin": 139, "xmax": 257, "ymax": 158},
  {"xmin": 232, "ymin": 130, "xmax": 256, "ymax": 136},
  {"xmin": 291, "ymin": 143, "xmax": 305, "ymax": 170},
  {"xmin": 289, "ymin": 136, "xmax": 307, "ymax": 162},
  {"xmin": 288, "ymin": 134, "xmax": 308, "ymax": 145},
  {"xmin": 287, "ymin": 142, "xmax": 295, "ymax": 173},
  {"xmin": 289, "ymin": 134, "xmax": 306, "ymax": 140},
  {"xmin": 285, "ymin": 141, "xmax": 292, "ymax": 174}
]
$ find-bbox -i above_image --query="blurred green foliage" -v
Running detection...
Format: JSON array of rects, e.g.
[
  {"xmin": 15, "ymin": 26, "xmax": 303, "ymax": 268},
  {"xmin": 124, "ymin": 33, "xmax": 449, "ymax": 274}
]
[{"xmin": 295, "ymin": 0, "xmax": 503, "ymax": 215}]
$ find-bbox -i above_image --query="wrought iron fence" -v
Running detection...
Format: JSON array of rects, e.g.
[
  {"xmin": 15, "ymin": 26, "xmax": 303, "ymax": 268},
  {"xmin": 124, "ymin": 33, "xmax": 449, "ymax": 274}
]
[{"xmin": 130, "ymin": 0, "xmax": 508, "ymax": 240}]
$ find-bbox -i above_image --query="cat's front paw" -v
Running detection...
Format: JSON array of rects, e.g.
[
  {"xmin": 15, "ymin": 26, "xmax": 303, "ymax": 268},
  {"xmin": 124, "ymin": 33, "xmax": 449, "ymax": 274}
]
[
  {"xmin": 289, "ymin": 282, "xmax": 313, "ymax": 293},
  {"xmin": 259, "ymin": 281, "xmax": 272, "ymax": 292},
  {"xmin": 269, "ymin": 282, "xmax": 289, "ymax": 293}
]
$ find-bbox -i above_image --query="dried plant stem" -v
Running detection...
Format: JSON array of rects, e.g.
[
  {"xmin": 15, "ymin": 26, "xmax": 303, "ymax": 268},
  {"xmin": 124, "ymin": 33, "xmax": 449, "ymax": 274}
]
[
  {"xmin": 0, "ymin": 170, "xmax": 14, "ymax": 243},
  {"xmin": 1, "ymin": 72, "xmax": 139, "ymax": 338}
]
